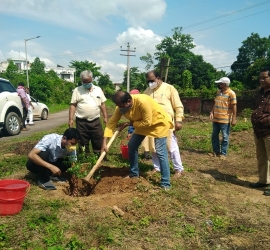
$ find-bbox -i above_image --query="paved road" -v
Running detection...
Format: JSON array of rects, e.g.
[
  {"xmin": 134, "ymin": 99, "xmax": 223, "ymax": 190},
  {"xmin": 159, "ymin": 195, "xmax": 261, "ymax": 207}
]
[{"xmin": 0, "ymin": 109, "xmax": 69, "ymax": 141}]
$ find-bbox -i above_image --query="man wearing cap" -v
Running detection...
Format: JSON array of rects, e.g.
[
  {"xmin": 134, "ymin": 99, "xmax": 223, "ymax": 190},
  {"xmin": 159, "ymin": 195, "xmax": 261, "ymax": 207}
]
[{"xmin": 209, "ymin": 77, "xmax": 237, "ymax": 160}]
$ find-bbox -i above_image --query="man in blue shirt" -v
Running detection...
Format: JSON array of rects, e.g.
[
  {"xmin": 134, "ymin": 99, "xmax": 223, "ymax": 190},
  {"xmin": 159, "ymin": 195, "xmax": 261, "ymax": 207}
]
[{"xmin": 26, "ymin": 128, "xmax": 81, "ymax": 190}]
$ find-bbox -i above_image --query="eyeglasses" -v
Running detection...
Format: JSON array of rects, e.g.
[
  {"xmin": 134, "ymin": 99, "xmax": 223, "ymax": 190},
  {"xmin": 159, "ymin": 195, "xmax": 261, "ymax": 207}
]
[{"xmin": 147, "ymin": 78, "xmax": 157, "ymax": 83}]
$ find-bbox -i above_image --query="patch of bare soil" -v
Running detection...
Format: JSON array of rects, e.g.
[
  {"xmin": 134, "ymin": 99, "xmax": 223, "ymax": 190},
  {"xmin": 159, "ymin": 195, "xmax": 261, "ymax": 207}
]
[{"xmin": 13, "ymin": 141, "xmax": 38, "ymax": 155}]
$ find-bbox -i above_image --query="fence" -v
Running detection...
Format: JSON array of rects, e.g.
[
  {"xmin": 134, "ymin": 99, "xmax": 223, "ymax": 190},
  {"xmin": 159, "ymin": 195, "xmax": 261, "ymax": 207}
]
[{"xmin": 181, "ymin": 89, "xmax": 257, "ymax": 115}]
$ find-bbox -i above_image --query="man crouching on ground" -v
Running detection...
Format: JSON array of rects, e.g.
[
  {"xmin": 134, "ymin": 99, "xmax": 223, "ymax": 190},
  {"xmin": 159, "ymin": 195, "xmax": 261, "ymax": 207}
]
[{"xmin": 26, "ymin": 128, "xmax": 81, "ymax": 190}]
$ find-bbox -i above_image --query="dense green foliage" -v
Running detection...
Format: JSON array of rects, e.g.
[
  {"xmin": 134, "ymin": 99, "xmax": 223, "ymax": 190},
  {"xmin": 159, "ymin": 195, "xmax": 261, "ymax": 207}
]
[
  {"xmin": 69, "ymin": 60, "xmax": 102, "ymax": 86},
  {"xmin": 138, "ymin": 27, "xmax": 270, "ymax": 93},
  {"xmin": 122, "ymin": 67, "xmax": 148, "ymax": 92},
  {"xmin": 0, "ymin": 58, "xmax": 116, "ymax": 105},
  {"xmin": 231, "ymin": 33, "xmax": 270, "ymax": 89}
]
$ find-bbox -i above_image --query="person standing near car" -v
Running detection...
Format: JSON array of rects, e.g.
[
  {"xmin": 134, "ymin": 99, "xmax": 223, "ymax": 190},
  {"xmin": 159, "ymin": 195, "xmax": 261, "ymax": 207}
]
[
  {"xmin": 16, "ymin": 82, "xmax": 29, "ymax": 131},
  {"xmin": 69, "ymin": 70, "xmax": 108, "ymax": 155},
  {"xmin": 25, "ymin": 87, "xmax": 35, "ymax": 125}
]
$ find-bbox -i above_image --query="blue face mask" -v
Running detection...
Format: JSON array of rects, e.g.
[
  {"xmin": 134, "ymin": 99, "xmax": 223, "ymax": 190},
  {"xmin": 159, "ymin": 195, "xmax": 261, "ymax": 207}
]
[{"xmin": 82, "ymin": 82, "xmax": 92, "ymax": 89}]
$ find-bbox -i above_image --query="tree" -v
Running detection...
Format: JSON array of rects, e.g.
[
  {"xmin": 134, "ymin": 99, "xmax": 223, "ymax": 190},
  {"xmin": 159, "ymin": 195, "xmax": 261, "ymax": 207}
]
[
  {"xmin": 231, "ymin": 33, "xmax": 270, "ymax": 82},
  {"xmin": 5, "ymin": 61, "xmax": 19, "ymax": 81},
  {"xmin": 97, "ymin": 73, "xmax": 115, "ymax": 96},
  {"xmin": 181, "ymin": 70, "xmax": 192, "ymax": 89},
  {"xmin": 244, "ymin": 57, "xmax": 270, "ymax": 89},
  {"xmin": 140, "ymin": 53, "xmax": 154, "ymax": 71},
  {"xmin": 30, "ymin": 57, "xmax": 46, "ymax": 75},
  {"xmin": 149, "ymin": 27, "xmax": 220, "ymax": 90},
  {"xmin": 154, "ymin": 27, "xmax": 195, "ymax": 80},
  {"xmin": 122, "ymin": 67, "xmax": 147, "ymax": 92},
  {"xmin": 187, "ymin": 54, "xmax": 221, "ymax": 89},
  {"xmin": 69, "ymin": 60, "xmax": 102, "ymax": 86}
]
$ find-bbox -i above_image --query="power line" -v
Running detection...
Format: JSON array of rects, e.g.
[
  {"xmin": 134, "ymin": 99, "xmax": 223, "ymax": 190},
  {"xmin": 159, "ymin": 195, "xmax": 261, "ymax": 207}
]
[
  {"xmin": 189, "ymin": 8, "xmax": 270, "ymax": 34},
  {"xmin": 182, "ymin": 0, "xmax": 270, "ymax": 30}
]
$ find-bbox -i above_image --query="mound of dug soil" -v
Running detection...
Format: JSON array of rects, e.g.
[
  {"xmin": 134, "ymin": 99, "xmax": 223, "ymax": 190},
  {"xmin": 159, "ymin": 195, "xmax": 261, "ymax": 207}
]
[{"xmin": 66, "ymin": 166, "xmax": 152, "ymax": 197}]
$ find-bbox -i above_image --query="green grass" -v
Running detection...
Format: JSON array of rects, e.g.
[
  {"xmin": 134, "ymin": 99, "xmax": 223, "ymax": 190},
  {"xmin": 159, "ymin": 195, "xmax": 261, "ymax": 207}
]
[
  {"xmin": 47, "ymin": 103, "xmax": 69, "ymax": 114},
  {"xmin": 0, "ymin": 113, "xmax": 268, "ymax": 249}
]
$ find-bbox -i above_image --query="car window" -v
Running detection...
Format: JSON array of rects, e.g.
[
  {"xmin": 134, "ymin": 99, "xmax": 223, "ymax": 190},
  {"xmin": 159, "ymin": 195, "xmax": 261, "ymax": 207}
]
[{"xmin": 0, "ymin": 80, "xmax": 17, "ymax": 93}]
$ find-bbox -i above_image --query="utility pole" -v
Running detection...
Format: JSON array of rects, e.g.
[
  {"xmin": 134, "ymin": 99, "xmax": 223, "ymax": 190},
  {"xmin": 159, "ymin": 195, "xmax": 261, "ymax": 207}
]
[
  {"xmin": 120, "ymin": 43, "xmax": 136, "ymax": 93},
  {"xmin": 164, "ymin": 58, "xmax": 170, "ymax": 82}
]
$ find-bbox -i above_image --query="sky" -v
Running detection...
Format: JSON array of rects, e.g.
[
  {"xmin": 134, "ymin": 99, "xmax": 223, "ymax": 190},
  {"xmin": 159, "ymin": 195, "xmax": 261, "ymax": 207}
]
[{"xmin": 0, "ymin": 0, "xmax": 270, "ymax": 83}]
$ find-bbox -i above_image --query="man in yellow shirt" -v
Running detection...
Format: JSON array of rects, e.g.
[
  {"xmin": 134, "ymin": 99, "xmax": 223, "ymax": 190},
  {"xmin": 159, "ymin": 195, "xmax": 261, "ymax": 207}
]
[
  {"xmin": 102, "ymin": 91, "xmax": 173, "ymax": 189},
  {"xmin": 144, "ymin": 70, "xmax": 185, "ymax": 178}
]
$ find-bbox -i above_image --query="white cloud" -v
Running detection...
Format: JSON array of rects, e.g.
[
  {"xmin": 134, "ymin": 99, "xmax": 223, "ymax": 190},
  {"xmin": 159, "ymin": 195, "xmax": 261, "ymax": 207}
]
[
  {"xmin": 97, "ymin": 59, "xmax": 126, "ymax": 82},
  {"xmin": 116, "ymin": 27, "xmax": 163, "ymax": 55},
  {"xmin": 116, "ymin": 0, "xmax": 166, "ymax": 26},
  {"xmin": 0, "ymin": 0, "xmax": 166, "ymax": 32},
  {"xmin": 192, "ymin": 43, "xmax": 235, "ymax": 71}
]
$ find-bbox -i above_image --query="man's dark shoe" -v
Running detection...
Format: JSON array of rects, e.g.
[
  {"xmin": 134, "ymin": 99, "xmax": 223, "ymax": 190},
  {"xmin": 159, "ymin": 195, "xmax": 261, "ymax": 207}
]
[
  {"xmin": 37, "ymin": 180, "xmax": 57, "ymax": 190},
  {"xmin": 249, "ymin": 182, "xmax": 270, "ymax": 188},
  {"xmin": 50, "ymin": 175, "xmax": 67, "ymax": 183},
  {"xmin": 263, "ymin": 189, "xmax": 270, "ymax": 196}
]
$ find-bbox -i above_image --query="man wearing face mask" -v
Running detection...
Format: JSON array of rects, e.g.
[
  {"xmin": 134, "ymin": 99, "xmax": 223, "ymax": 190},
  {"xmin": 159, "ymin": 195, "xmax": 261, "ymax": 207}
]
[
  {"xmin": 143, "ymin": 70, "xmax": 185, "ymax": 178},
  {"xmin": 69, "ymin": 70, "xmax": 108, "ymax": 155},
  {"xmin": 101, "ymin": 91, "xmax": 173, "ymax": 190},
  {"xmin": 209, "ymin": 77, "xmax": 237, "ymax": 160},
  {"xmin": 26, "ymin": 128, "xmax": 81, "ymax": 190}
]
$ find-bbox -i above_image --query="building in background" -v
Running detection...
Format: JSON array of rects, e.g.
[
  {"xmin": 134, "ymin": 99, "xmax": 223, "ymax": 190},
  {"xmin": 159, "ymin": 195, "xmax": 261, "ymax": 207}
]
[
  {"xmin": 45, "ymin": 65, "xmax": 75, "ymax": 83},
  {"xmin": 0, "ymin": 58, "xmax": 27, "ymax": 72},
  {"xmin": 113, "ymin": 82, "xmax": 123, "ymax": 91},
  {"xmin": 0, "ymin": 58, "xmax": 75, "ymax": 83}
]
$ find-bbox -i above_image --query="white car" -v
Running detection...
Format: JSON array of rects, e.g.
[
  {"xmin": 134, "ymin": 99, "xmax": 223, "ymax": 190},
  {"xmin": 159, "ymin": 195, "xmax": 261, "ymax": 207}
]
[
  {"xmin": 0, "ymin": 78, "xmax": 23, "ymax": 135},
  {"xmin": 29, "ymin": 96, "xmax": 49, "ymax": 120}
]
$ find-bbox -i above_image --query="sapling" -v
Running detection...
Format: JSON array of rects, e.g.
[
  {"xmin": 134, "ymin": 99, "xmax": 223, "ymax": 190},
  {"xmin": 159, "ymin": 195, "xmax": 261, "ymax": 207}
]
[{"xmin": 66, "ymin": 153, "xmax": 98, "ymax": 197}]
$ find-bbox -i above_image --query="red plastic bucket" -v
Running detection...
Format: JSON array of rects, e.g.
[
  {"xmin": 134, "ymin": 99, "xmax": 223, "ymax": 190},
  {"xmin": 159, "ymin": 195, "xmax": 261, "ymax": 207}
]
[
  {"xmin": 121, "ymin": 145, "xmax": 129, "ymax": 159},
  {"xmin": 0, "ymin": 179, "xmax": 30, "ymax": 216},
  {"xmin": 120, "ymin": 139, "xmax": 129, "ymax": 159}
]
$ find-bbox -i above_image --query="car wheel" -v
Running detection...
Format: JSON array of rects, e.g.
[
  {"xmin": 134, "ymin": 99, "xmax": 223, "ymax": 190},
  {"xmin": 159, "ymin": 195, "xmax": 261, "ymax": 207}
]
[
  {"xmin": 41, "ymin": 109, "xmax": 48, "ymax": 120},
  {"xmin": 4, "ymin": 112, "xmax": 21, "ymax": 136}
]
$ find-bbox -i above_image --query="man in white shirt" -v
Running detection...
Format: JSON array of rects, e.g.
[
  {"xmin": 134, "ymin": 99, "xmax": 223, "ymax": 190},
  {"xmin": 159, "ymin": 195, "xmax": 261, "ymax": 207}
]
[
  {"xmin": 69, "ymin": 70, "xmax": 108, "ymax": 155},
  {"xmin": 26, "ymin": 128, "xmax": 81, "ymax": 190}
]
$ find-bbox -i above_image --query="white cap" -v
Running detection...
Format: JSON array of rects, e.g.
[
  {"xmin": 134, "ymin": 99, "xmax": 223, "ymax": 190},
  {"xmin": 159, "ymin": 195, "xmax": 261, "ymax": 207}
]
[{"xmin": 215, "ymin": 77, "xmax": 230, "ymax": 85}]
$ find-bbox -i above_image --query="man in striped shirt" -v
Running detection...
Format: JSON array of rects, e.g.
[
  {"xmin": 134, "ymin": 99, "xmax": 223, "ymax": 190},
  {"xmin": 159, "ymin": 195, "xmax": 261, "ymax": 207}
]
[{"xmin": 209, "ymin": 77, "xmax": 237, "ymax": 160}]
